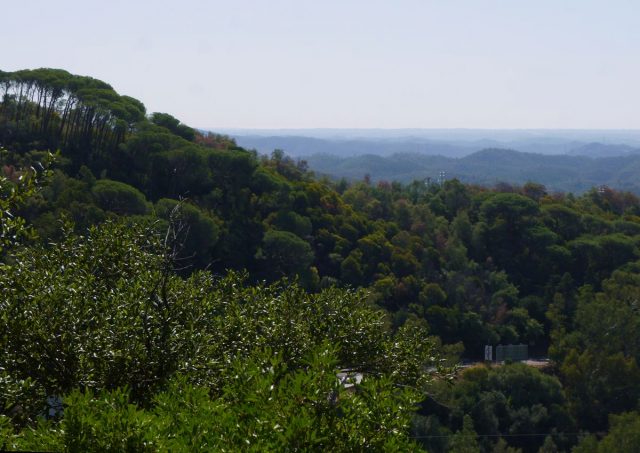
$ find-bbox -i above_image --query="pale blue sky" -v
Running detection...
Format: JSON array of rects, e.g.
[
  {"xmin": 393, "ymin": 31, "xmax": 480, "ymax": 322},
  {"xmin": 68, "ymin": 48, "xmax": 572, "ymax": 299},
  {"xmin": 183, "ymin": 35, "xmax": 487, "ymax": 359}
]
[{"xmin": 3, "ymin": 1, "xmax": 640, "ymax": 129}]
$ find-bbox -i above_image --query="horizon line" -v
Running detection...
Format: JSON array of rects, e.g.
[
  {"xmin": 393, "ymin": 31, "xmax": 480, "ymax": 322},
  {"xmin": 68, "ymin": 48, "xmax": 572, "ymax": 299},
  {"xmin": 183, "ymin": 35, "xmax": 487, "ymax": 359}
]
[{"xmin": 201, "ymin": 127, "xmax": 640, "ymax": 132}]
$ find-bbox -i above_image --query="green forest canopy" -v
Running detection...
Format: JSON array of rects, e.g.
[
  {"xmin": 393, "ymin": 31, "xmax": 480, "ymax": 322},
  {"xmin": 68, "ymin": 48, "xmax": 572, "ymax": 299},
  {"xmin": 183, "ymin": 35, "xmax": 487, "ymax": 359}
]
[{"xmin": 3, "ymin": 68, "xmax": 640, "ymax": 451}]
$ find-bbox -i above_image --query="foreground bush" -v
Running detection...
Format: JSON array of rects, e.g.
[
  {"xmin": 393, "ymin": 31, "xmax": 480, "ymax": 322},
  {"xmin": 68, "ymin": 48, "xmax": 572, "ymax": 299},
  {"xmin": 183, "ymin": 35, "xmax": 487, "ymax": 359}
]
[{"xmin": 0, "ymin": 219, "xmax": 445, "ymax": 450}]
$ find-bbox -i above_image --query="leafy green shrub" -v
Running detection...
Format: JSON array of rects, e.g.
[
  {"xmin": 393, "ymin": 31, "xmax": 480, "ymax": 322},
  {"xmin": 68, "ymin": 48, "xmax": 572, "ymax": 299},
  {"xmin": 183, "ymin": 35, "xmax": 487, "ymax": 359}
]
[
  {"xmin": 0, "ymin": 220, "xmax": 444, "ymax": 423},
  {"xmin": 155, "ymin": 198, "xmax": 221, "ymax": 267},
  {"xmin": 13, "ymin": 346, "xmax": 423, "ymax": 452}
]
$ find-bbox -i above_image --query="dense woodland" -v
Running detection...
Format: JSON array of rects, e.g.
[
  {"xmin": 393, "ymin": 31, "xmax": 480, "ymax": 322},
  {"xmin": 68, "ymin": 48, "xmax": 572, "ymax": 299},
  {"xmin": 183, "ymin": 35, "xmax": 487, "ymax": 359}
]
[{"xmin": 2, "ymin": 68, "xmax": 640, "ymax": 451}]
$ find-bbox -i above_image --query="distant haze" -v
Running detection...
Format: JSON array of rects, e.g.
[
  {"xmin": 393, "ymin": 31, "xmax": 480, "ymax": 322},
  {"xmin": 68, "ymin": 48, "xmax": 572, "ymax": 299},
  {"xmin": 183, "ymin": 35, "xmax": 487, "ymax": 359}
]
[
  {"xmin": 219, "ymin": 129, "xmax": 640, "ymax": 158},
  {"xmin": 217, "ymin": 129, "xmax": 640, "ymax": 143},
  {"xmin": 216, "ymin": 129, "xmax": 640, "ymax": 193}
]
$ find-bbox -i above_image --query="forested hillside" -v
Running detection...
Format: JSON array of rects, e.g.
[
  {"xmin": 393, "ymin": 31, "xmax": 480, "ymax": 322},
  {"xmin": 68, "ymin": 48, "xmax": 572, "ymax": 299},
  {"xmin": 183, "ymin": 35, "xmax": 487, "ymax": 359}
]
[
  {"xmin": 3, "ymin": 68, "xmax": 640, "ymax": 451},
  {"xmin": 304, "ymin": 149, "xmax": 640, "ymax": 193}
]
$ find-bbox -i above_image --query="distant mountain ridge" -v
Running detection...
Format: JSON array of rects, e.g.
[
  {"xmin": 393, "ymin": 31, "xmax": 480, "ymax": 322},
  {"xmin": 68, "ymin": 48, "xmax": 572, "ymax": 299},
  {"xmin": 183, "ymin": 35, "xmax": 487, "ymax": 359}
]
[
  {"xmin": 223, "ymin": 130, "xmax": 640, "ymax": 160},
  {"xmin": 229, "ymin": 135, "xmax": 475, "ymax": 158},
  {"xmin": 303, "ymin": 148, "xmax": 640, "ymax": 194},
  {"xmin": 566, "ymin": 142, "xmax": 640, "ymax": 157},
  {"xmin": 219, "ymin": 131, "xmax": 640, "ymax": 193}
]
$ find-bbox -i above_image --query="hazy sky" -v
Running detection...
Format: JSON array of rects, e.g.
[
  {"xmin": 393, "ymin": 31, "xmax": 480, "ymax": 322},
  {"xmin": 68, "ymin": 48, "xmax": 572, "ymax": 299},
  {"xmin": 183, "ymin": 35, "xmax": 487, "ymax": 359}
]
[{"xmin": 3, "ymin": 1, "xmax": 640, "ymax": 129}]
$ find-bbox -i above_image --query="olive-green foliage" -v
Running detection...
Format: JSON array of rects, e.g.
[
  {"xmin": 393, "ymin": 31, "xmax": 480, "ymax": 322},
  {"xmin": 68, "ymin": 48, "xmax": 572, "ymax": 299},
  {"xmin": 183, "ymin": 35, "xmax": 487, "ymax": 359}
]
[
  {"xmin": 271, "ymin": 210, "xmax": 313, "ymax": 238},
  {"xmin": 0, "ymin": 372, "xmax": 45, "ymax": 431},
  {"xmin": 0, "ymin": 220, "xmax": 442, "ymax": 441},
  {"xmin": 11, "ymin": 347, "xmax": 422, "ymax": 452},
  {"xmin": 438, "ymin": 364, "xmax": 574, "ymax": 453},
  {"xmin": 150, "ymin": 112, "xmax": 195, "ymax": 141},
  {"xmin": 9, "ymin": 68, "xmax": 640, "ymax": 450},
  {"xmin": 0, "ymin": 221, "xmax": 170, "ymax": 402},
  {"xmin": 573, "ymin": 411, "xmax": 640, "ymax": 453},
  {"xmin": 0, "ymin": 153, "xmax": 45, "ymax": 254},
  {"xmin": 258, "ymin": 228, "xmax": 314, "ymax": 278},
  {"xmin": 92, "ymin": 178, "xmax": 149, "ymax": 215},
  {"xmin": 155, "ymin": 198, "xmax": 221, "ymax": 267},
  {"xmin": 447, "ymin": 415, "xmax": 481, "ymax": 453},
  {"xmin": 0, "ymin": 68, "xmax": 145, "ymax": 162},
  {"xmin": 554, "ymin": 269, "xmax": 640, "ymax": 430}
]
